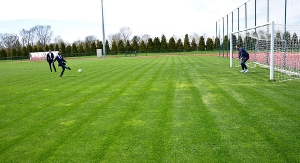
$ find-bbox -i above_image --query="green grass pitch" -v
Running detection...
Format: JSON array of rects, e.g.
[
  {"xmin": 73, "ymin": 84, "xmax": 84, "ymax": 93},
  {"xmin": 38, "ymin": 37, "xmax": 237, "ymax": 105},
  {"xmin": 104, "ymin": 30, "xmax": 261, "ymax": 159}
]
[{"xmin": 0, "ymin": 55, "xmax": 300, "ymax": 162}]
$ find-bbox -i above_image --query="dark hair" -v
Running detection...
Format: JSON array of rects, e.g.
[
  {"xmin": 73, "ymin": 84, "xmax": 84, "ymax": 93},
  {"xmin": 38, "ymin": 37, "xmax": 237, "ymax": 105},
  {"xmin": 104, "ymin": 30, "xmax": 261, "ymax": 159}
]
[{"xmin": 236, "ymin": 44, "xmax": 240, "ymax": 47}]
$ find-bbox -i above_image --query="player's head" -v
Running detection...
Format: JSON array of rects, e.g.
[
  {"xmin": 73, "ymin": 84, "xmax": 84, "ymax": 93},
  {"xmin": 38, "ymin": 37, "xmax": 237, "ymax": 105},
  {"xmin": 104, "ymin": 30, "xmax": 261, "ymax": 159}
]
[
  {"xmin": 236, "ymin": 44, "xmax": 240, "ymax": 50},
  {"xmin": 58, "ymin": 51, "xmax": 61, "ymax": 55}
]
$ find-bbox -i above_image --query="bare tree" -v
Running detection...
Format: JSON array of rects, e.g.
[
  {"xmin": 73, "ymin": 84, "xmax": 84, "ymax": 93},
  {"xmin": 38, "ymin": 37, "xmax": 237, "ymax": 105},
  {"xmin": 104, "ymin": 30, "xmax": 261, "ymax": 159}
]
[
  {"xmin": 0, "ymin": 33, "xmax": 20, "ymax": 49},
  {"xmin": 53, "ymin": 35, "xmax": 64, "ymax": 45},
  {"xmin": 73, "ymin": 39, "xmax": 84, "ymax": 46},
  {"xmin": 84, "ymin": 35, "xmax": 97, "ymax": 46},
  {"xmin": 119, "ymin": 27, "xmax": 132, "ymax": 43},
  {"xmin": 140, "ymin": 34, "xmax": 151, "ymax": 44},
  {"xmin": 108, "ymin": 33, "xmax": 121, "ymax": 45},
  {"xmin": 19, "ymin": 29, "xmax": 35, "ymax": 46},
  {"xmin": 28, "ymin": 28, "xmax": 35, "ymax": 46},
  {"xmin": 0, "ymin": 33, "xmax": 4, "ymax": 49},
  {"xmin": 34, "ymin": 25, "xmax": 53, "ymax": 49},
  {"xmin": 20, "ymin": 29, "xmax": 26, "ymax": 46}
]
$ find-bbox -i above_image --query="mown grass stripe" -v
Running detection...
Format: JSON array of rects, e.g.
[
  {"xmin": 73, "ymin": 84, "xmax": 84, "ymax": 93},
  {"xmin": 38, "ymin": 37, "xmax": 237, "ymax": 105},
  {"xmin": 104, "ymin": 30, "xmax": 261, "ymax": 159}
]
[
  {"xmin": 81, "ymin": 57, "xmax": 174, "ymax": 162},
  {"xmin": 172, "ymin": 56, "xmax": 232, "ymax": 162}
]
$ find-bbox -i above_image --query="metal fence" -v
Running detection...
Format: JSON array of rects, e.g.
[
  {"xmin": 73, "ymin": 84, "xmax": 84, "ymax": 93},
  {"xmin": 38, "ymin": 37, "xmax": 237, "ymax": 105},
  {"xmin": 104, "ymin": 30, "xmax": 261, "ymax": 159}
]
[{"xmin": 216, "ymin": 0, "xmax": 300, "ymax": 57}]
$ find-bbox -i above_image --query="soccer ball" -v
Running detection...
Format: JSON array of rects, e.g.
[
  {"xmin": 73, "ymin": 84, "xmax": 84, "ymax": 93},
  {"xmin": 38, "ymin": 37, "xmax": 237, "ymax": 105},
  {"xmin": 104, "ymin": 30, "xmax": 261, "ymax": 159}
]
[{"xmin": 78, "ymin": 69, "xmax": 82, "ymax": 73}]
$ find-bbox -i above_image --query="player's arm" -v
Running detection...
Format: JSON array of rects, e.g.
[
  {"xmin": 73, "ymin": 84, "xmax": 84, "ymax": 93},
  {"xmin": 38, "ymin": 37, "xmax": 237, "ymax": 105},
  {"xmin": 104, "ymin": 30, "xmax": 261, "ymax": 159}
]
[
  {"xmin": 52, "ymin": 56, "xmax": 57, "ymax": 64},
  {"xmin": 237, "ymin": 51, "xmax": 242, "ymax": 60}
]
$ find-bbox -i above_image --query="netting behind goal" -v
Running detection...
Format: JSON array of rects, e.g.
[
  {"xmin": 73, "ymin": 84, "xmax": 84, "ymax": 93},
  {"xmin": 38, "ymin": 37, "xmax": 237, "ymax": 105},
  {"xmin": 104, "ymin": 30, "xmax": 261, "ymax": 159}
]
[{"xmin": 230, "ymin": 22, "xmax": 300, "ymax": 82}]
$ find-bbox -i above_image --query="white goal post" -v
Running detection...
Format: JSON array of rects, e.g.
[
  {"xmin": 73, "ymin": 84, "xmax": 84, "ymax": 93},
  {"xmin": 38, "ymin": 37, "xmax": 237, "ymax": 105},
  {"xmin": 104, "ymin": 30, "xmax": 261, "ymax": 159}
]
[{"xmin": 230, "ymin": 21, "xmax": 275, "ymax": 80}]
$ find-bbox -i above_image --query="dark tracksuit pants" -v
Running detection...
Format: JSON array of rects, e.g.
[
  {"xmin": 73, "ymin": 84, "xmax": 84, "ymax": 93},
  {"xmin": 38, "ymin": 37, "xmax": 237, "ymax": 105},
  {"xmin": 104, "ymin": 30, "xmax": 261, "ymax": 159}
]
[
  {"xmin": 241, "ymin": 57, "xmax": 249, "ymax": 70},
  {"xmin": 48, "ymin": 60, "xmax": 56, "ymax": 72},
  {"xmin": 59, "ymin": 64, "xmax": 68, "ymax": 76}
]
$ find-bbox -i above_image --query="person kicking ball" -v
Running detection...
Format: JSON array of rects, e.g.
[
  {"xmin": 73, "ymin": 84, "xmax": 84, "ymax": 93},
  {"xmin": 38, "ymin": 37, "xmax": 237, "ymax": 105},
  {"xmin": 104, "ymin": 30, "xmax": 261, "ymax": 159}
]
[{"xmin": 52, "ymin": 51, "xmax": 71, "ymax": 77}]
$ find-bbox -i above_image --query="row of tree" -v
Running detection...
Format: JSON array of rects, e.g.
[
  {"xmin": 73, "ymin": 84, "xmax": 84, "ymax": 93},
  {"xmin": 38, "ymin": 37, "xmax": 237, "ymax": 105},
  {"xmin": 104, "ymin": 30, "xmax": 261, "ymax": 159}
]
[
  {"xmin": 0, "ymin": 35, "xmax": 221, "ymax": 59},
  {"xmin": 1, "ymin": 25, "xmax": 299, "ymax": 59},
  {"xmin": 0, "ymin": 25, "xmax": 222, "ymax": 59}
]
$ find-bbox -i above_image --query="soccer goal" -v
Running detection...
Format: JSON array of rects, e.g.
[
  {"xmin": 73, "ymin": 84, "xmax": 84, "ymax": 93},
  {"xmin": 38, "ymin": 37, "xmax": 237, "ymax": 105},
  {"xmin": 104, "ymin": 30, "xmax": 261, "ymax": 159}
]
[{"xmin": 230, "ymin": 21, "xmax": 300, "ymax": 82}]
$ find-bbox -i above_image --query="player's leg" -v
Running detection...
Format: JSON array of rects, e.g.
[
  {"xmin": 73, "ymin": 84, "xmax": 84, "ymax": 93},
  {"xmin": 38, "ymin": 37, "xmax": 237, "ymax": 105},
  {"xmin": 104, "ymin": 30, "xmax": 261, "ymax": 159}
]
[
  {"xmin": 240, "ymin": 60, "xmax": 245, "ymax": 72},
  {"xmin": 52, "ymin": 61, "xmax": 56, "ymax": 72},
  {"xmin": 60, "ymin": 66, "xmax": 66, "ymax": 77},
  {"xmin": 66, "ymin": 64, "xmax": 71, "ymax": 70},
  {"xmin": 48, "ymin": 62, "xmax": 52, "ymax": 72},
  {"xmin": 244, "ymin": 58, "xmax": 249, "ymax": 73}
]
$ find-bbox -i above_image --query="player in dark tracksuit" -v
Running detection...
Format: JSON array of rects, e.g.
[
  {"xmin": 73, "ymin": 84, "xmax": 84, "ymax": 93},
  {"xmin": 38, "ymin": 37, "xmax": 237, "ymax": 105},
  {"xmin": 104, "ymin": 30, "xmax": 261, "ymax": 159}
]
[
  {"xmin": 46, "ymin": 50, "xmax": 56, "ymax": 72},
  {"xmin": 236, "ymin": 44, "xmax": 250, "ymax": 73},
  {"xmin": 52, "ymin": 52, "xmax": 71, "ymax": 77}
]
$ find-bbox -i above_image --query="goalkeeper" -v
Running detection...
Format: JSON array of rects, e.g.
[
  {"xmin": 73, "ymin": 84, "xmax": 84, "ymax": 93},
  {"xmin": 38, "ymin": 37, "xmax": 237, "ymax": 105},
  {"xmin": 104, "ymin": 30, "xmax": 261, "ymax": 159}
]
[{"xmin": 236, "ymin": 44, "xmax": 249, "ymax": 73}]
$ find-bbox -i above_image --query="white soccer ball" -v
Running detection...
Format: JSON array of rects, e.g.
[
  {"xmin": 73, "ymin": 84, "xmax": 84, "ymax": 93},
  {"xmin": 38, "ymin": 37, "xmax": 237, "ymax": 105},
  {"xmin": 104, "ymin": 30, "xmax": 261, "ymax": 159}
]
[{"xmin": 78, "ymin": 69, "xmax": 82, "ymax": 73}]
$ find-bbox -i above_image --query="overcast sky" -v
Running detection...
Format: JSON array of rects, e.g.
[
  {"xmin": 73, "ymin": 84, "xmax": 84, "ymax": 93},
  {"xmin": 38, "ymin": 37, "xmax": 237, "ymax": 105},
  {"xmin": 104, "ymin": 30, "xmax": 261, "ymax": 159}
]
[{"xmin": 0, "ymin": 0, "xmax": 237, "ymax": 43}]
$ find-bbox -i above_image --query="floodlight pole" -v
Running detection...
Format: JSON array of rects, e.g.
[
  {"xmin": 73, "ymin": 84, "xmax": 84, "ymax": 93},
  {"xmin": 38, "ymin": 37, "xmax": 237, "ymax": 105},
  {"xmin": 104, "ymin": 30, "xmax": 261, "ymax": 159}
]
[{"xmin": 101, "ymin": 0, "xmax": 106, "ymax": 58}]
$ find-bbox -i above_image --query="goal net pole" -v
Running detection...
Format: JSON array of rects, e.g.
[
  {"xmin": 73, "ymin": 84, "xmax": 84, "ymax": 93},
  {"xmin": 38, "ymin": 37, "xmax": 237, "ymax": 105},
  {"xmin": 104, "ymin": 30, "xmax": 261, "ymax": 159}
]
[
  {"xmin": 270, "ymin": 21, "xmax": 274, "ymax": 81},
  {"xmin": 230, "ymin": 21, "xmax": 275, "ymax": 80},
  {"xmin": 230, "ymin": 33, "xmax": 233, "ymax": 68}
]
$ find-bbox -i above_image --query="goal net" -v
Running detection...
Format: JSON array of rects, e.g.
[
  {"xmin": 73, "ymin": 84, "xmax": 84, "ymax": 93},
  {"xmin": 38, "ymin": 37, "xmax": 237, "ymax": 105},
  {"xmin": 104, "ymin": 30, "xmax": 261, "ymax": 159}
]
[{"xmin": 230, "ymin": 22, "xmax": 300, "ymax": 82}]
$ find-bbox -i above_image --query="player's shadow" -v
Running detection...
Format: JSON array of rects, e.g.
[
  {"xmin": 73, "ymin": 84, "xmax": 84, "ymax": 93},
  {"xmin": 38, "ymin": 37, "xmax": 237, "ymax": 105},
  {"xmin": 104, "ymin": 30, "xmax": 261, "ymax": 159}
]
[{"xmin": 65, "ymin": 76, "xmax": 78, "ymax": 77}]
